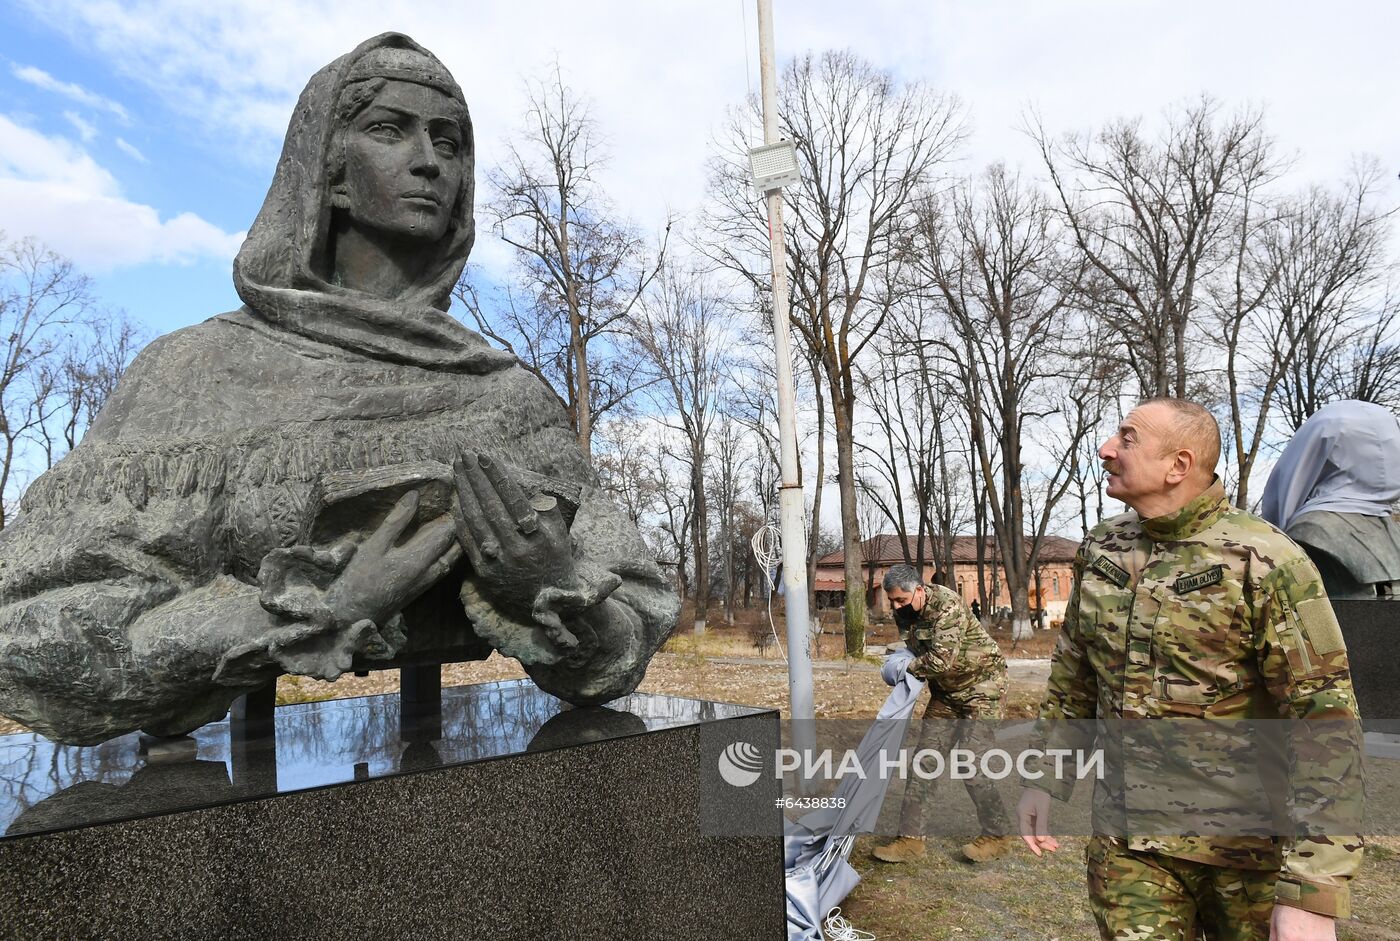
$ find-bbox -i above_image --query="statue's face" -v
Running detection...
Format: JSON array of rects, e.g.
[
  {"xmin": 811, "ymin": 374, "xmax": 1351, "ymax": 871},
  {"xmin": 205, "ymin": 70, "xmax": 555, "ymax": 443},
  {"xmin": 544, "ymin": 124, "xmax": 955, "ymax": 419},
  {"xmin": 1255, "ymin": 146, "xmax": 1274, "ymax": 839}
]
[{"xmin": 339, "ymin": 79, "xmax": 467, "ymax": 244}]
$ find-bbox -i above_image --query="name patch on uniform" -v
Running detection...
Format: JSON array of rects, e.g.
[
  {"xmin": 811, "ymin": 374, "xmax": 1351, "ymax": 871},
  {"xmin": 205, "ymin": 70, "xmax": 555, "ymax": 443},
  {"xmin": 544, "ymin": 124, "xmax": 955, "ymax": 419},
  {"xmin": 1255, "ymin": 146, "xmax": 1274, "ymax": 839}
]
[
  {"xmin": 1174, "ymin": 565, "xmax": 1224, "ymax": 594},
  {"xmin": 1089, "ymin": 554, "xmax": 1130, "ymax": 588}
]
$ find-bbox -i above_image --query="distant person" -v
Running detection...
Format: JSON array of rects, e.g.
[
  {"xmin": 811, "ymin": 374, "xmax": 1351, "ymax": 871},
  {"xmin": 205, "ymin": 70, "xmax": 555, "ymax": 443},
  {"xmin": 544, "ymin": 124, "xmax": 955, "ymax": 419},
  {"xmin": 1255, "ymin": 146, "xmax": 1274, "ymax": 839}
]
[
  {"xmin": 873, "ymin": 564, "xmax": 1013, "ymax": 865},
  {"xmin": 1261, "ymin": 400, "xmax": 1400, "ymax": 599},
  {"xmin": 970, "ymin": 598, "xmax": 982, "ymax": 621}
]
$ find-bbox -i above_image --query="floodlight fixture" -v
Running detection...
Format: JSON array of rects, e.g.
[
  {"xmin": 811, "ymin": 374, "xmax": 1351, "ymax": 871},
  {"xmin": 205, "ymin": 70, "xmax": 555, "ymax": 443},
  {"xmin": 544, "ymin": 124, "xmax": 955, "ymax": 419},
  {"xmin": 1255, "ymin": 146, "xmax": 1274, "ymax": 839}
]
[{"xmin": 748, "ymin": 139, "xmax": 801, "ymax": 194}]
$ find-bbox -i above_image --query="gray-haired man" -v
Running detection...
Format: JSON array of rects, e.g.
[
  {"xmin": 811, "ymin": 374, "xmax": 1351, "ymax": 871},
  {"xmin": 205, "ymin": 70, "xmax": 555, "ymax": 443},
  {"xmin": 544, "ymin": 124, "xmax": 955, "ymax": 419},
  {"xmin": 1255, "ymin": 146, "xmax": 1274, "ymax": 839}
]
[{"xmin": 873, "ymin": 563, "xmax": 1014, "ymax": 864}]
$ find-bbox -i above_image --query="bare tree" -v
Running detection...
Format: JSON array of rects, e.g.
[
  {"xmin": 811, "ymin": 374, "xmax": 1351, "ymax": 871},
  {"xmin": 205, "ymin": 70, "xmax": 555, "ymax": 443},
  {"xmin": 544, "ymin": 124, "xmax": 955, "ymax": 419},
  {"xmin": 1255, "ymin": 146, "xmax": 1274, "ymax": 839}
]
[
  {"xmin": 35, "ymin": 313, "xmax": 144, "ymax": 471},
  {"xmin": 1032, "ymin": 97, "xmax": 1277, "ymax": 399},
  {"xmin": 459, "ymin": 63, "xmax": 666, "ymax": 455},
  {"xmin": 652, "ymin": 445, "xmax": 693, "ymax": 601},
  {"xmin": 727, "ymin": 312, "xmax": 831, "ymax": 617},
  {"xmin": 0, "ymin": 236, "xmax": 103, "ymax": 526},
  {"xmin": 914, "ymin": 165, "xmax": 1105, "ymax": 640},
  {"xmin": 705, "ymin": 50, "xmax": 966, "ymax": 654},
  {"xmin": 709, "ymin": 417, "xmax": 749, "ymax": 625},
  {"xmin": 855, "ymin": 310, "xmax": 972, "ymax": 585},
  {"xmin": 1267, "ymin": 163, "xmax": 1400, "ymax": 432},
  {"xmin": 631, "ymin": 265, "xmax": 737, "ymax": 633},
  {"xmin": 594, "ymin": 417, "xmax": 664, "ymax": 530}
]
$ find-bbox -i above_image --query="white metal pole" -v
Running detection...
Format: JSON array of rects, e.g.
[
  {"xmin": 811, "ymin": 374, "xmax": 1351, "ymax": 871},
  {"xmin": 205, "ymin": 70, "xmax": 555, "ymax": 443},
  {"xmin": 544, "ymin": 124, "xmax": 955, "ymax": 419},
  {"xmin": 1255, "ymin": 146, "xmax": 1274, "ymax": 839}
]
[{"xmin": 756, "ymin": 0, "xmax": 816, "ymax": 764}]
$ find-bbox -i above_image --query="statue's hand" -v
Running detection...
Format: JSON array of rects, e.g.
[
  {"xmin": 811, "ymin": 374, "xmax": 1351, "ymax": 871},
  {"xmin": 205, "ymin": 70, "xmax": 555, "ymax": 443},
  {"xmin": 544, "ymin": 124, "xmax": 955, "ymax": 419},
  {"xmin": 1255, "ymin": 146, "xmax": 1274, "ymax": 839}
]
[
  {"xmin": 321, "ymin": 489, "xmax": 461, "ymax": 628},
  {"xmin": 248, "ymin": 490, "xmax": 460, "ymax": 679},
  {"xmin": 453, "ymin": 451, "xmax": 596, "ymax": 652}
]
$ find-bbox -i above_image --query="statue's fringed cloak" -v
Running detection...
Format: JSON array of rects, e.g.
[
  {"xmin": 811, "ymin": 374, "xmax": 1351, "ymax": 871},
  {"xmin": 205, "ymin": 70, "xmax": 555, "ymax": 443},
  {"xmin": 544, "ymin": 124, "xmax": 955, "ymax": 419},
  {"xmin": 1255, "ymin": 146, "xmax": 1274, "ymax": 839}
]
[{"xmin": 0, "ymin": 33, "xmax": 676, "ymax": 745}]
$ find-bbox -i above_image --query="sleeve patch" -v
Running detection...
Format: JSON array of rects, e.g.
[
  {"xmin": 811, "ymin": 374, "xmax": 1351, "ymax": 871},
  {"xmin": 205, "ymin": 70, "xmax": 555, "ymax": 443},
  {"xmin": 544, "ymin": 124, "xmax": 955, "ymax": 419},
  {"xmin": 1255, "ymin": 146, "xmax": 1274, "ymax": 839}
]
[{"xmin": 1296, "ymin": 598, "xmax": 1345, "ymax": 656}]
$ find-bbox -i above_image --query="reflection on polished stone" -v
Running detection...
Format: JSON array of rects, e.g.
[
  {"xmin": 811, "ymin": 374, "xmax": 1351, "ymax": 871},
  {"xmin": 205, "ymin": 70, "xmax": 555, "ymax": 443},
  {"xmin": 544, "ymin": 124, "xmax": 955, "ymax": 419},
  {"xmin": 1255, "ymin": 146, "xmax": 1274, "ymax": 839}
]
[
  {"xmin": 0, "ymin": 679, "xmax": 763, "ymax": 839},
  {"xmin": 527, "ymin": 705, "xmax": 648, "ymax": 751}
]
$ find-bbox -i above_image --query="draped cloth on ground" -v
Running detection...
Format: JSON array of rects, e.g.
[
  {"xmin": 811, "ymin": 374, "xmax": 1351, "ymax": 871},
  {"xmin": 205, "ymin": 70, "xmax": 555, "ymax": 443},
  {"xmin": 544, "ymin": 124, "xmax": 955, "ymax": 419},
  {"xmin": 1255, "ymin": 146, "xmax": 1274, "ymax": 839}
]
[{"xmin": 786, "ymin": 652, "xmax": 924, "ymax": 940}]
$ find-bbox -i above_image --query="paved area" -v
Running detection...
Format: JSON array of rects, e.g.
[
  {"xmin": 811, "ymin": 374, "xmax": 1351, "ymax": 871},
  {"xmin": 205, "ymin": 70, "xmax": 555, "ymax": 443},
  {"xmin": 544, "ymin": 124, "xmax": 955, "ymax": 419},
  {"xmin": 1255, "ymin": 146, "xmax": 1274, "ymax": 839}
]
[{"xmin": 707, "ymin": 655, "xmax": 1053, "ymax": 685}]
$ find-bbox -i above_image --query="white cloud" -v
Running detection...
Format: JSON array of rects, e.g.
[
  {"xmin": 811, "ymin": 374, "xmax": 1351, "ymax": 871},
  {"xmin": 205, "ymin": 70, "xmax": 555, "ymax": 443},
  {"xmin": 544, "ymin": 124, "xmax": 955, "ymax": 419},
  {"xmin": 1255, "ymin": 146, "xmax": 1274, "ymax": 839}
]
[
  {"xmin": 12, "ymin": 64, "xmax": 128, "ymax": 121},
  {"xmin": 7, "ymin": 0, "xmax": 1399, "ymax": 287},
  {"xmin": 114, "ymin": 137, "xmax": 146, "ymax": 163},
  {"xmin": 0, "ymin": 115, "xmax": 244, "ymax": 270},
  {"xmin": 0, "ymin": 115, "xmax": 116, "ymax": 193},
  {"xmin": 62, "ymin": 110, "xmax": 96, "ymax": 142},
  {"xmin": 13, "ymin": 0, "xmax": 1400, "ymax": 241}
]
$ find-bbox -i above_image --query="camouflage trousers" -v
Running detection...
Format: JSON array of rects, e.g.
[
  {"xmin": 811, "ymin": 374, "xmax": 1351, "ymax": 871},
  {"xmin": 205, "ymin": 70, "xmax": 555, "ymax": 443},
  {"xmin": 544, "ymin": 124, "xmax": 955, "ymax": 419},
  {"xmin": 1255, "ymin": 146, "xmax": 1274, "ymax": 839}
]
[
  {"xmin": 897, "ymin": 679, "xmax": 1009, "ymax": 838},
  {"xmin": 1086, "ymin": 837, "xmax": 1275, "ymax": 941}
]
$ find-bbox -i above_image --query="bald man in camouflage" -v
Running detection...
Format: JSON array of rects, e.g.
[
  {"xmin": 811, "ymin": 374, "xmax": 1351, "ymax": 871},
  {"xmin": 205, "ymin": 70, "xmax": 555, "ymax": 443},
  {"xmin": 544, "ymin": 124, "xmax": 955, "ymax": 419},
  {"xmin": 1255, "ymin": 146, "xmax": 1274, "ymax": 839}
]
[{"xmin": 1018, "ymin": 398, "xmax": 1363, "ymax": 941}]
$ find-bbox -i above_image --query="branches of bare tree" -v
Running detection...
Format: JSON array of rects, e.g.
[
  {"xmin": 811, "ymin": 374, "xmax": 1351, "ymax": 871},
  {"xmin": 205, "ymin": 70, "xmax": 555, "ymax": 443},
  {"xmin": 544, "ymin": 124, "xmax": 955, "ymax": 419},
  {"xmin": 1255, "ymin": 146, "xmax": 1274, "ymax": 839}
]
[
  {"xmin": 457, "ymin": 62, "xmax": 669, "ymax": 455},
  {"xmin": 594, "ymin": 417, "xmax": 664, "ymax": 529},
  {"xmin": 1032, "ymin": 97, "xmax": 1278, "ymax": 401},
  {"xmin": 855, "ymin": 311, "xmax": 971, "ymax": 586},
  {"xmin": 630, "ymin": 263, "xmax": 740, "ymax": 632},
  {"xmin": 1200, "ymin": 158, "xmax": 1397, "ymax": 507},
  {"xmin": 0, "ymin": 235, "xmax": 144, "ymax": 527},
  {"xmin": 1268, "ymin": 162, "xmax": 1400, "ymax": 432},
  {"xmin": 912, "ymin": 165, "xmax": 1107, "ymax": 639},
  {"xmin": 705, "ymin": 49, "xmax": 966, "ymax": 654}
]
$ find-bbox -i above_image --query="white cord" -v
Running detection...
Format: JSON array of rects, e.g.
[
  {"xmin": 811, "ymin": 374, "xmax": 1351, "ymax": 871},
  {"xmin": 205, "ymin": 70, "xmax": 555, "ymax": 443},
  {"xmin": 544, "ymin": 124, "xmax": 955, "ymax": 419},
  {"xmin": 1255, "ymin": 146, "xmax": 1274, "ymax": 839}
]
[
  {"xmin": 751, "ymin": 522, "xmax": 787, "ymax": 663},
  {"xmin": 824, "ymin": 907, "xmax": 876, "ymax": 941}
]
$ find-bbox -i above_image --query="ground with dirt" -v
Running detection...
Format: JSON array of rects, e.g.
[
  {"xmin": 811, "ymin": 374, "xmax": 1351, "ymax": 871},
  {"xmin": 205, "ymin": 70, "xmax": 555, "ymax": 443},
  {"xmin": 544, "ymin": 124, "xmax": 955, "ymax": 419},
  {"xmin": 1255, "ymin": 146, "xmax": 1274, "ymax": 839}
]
[
  {"xmin": 2, "ymin": 616, "xmax": 1395, "ymax": 939},
  {"xmin": 276, "ymin": 622, "xmax": 1400, "ymax": 941}
]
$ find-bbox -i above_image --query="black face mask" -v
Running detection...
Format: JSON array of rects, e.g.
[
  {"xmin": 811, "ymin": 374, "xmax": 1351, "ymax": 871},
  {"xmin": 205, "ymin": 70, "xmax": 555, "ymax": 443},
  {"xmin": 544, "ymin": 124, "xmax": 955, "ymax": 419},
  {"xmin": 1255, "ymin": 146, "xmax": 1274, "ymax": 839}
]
[{"xmin": 894, "ymin": 600, "xmax": 918, "ymax": 624}]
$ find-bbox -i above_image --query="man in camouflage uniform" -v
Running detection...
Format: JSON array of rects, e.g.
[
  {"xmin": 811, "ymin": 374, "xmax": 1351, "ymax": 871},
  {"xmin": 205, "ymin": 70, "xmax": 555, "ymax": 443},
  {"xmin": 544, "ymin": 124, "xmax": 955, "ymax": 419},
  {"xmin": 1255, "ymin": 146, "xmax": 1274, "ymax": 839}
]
[
  {"xmin": 1018, "ymin": 398, "xmax": 1363, "ymax": 941},
  {"xmin": 873, "ymin": 563, "xmax": 1014, "ymax": 864}
]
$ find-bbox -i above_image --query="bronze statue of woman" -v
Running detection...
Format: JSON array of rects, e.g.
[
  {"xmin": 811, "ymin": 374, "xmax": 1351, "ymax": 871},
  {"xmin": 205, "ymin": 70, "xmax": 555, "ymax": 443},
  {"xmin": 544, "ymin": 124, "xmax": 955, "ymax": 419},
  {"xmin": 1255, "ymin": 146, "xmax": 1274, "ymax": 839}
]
[{"xmin": 0, "ymin": 33, "xmax": 677, "ymax": 745}]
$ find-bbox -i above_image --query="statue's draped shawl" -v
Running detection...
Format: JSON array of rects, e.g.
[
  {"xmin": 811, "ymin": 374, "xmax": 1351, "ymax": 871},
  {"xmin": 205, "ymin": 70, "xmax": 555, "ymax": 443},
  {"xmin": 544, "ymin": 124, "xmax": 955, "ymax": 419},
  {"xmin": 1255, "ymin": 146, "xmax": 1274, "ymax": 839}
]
[
  {"xmin": 0, "ymin": 33, "xmax": 676, "ymax": 745},
  {"xmin": 1260, "ymin": 399, "xmax": 1400, "ymax": 532},
  {"xmin": 232, "ymin": 31, "xmax": 513, "ymax": 374}
]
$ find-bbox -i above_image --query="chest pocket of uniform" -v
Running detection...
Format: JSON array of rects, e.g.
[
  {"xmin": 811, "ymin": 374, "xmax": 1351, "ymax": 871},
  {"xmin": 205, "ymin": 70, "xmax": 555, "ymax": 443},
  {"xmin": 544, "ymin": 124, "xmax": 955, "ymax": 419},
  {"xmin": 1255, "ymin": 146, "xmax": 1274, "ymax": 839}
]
[
  {"xmin": 1075, "ymin": 570, "xmax": 1134, "ymax": 677},
  {"xmin": 1149, "ymin": 572, "xmax": 1246, "ymax": 705},
  {"xmin": 1078, "ymin": 569, "xmax": 1132, "ymax": 628}
]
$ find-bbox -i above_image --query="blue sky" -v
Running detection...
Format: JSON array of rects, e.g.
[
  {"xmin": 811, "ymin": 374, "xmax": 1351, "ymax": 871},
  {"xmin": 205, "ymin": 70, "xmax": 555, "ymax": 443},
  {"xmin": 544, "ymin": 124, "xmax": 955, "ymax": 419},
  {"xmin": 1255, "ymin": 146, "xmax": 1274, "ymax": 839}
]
[{"xmin": 2, "ymin": 0, "xmax": 1398, "ymax": 340}]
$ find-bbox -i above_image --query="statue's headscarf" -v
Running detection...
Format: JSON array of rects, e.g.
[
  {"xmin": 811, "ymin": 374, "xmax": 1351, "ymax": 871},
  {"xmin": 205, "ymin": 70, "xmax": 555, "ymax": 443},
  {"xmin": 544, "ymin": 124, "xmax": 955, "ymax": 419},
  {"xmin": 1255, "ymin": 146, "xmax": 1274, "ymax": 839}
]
[
  {"xmin": 233, "ymin": 32, "xmax": 513, "ymax": 373},
  {"xmin": 1260, "ymin": 399, "xmax": 1400, "ymax": 532}
]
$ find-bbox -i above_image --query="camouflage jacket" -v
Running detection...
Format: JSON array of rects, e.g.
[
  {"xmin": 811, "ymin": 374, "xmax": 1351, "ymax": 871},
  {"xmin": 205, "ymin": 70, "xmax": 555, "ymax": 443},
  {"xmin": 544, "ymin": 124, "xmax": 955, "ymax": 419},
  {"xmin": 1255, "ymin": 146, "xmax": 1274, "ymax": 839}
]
[
  {"xmin": 1034, "ymin": 479, "xmax": 1364, "ymax": 918},
  {"xmin": 897, "ymin": 583, "xmax": 1006, "ymax": 703}
]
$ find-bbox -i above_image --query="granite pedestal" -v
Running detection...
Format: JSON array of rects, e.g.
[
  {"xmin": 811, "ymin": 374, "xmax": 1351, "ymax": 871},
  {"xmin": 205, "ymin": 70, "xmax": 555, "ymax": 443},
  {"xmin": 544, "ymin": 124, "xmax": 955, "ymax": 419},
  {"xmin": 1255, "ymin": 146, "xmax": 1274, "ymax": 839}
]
[
  {"xmin": 1334, "ymin": 599, "xmax": 1400, "ymax": 725},
  {"xmin": 0, "ymin": 681, "xmax": 785, "ymax": 940}
]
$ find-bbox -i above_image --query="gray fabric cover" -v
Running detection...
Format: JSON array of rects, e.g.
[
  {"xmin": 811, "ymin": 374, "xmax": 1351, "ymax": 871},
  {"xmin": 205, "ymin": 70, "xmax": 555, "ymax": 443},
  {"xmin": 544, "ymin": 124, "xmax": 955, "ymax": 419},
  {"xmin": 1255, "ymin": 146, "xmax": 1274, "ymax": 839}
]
[
  {"xmin": 786, "ymin": 655, "xmax": 924, "ymax": 939},
  {"xmin": 1260, "ymin": 399, "xmax": 1400, "ymax": 531}
]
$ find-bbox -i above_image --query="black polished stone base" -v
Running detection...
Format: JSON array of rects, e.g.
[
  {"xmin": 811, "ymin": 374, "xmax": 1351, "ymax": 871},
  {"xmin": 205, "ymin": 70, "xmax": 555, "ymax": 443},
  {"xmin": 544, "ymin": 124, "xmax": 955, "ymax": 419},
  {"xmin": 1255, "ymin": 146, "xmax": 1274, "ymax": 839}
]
[
  {"xmin": 0, "ymin": 681, "xmax": 785, "ymax": 940},
  {"xmin": 1335, "ymin": 599, "xmax": 1400, "ymax": 725}
]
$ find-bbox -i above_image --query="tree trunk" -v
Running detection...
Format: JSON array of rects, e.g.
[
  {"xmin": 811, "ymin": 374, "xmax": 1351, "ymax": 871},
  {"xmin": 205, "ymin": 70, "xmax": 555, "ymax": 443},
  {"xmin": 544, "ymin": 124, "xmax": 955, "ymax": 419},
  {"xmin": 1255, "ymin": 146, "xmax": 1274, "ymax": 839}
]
[
  {"xmin": 1010, "ymin": 581, "xmax": 1033, "ymax": 643},
  {"xmin": 558, "ymin": 200, "xmax": 592, "ymax": 456},
  {"xmin": 805, "ymin": 363, "xmax": 827, "ymax": 617},
  {"xmin": 721, "ymin": 489, "xmax": 734, "ymax": 627},
  {"xmin": 691, "ymin": 454, "xmax": 709, "ymax": 634},
  {"xmin": 974, "ymin": 474, "xmax": 989, "ymax": 614},
  {"xmin": 832, "ymin": 389, "xmax": 866, "ymax": 656},
  {"xmin": 743, "ymin": 549, "xmax": 754, "ymax": 609}
]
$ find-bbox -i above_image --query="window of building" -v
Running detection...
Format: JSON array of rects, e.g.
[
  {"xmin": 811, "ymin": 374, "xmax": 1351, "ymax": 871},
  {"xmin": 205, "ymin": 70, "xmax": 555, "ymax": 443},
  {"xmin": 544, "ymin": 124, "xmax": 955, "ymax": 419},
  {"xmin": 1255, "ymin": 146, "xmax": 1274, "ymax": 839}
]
[{"xmin": 1052, "ymin": 576, "xmax": 1060, "ymax": 598}]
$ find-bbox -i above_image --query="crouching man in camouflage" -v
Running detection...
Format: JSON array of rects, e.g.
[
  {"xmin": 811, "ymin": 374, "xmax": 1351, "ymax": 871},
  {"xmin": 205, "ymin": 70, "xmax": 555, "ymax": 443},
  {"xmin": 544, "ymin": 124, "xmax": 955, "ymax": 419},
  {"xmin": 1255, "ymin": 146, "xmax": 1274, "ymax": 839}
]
[
  {"xmin": 1018, "ymin": 398, "xmax": 1363, "ymax": 941},
  {"xmin": 873, "ymin": 564, "xmax": 1014, "ymax": 864}
]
